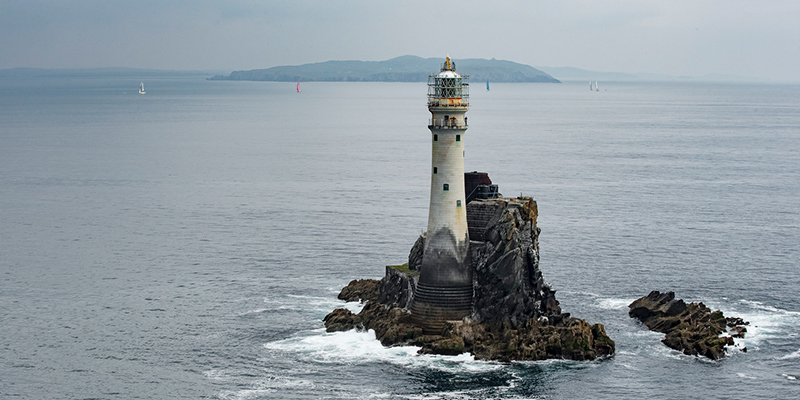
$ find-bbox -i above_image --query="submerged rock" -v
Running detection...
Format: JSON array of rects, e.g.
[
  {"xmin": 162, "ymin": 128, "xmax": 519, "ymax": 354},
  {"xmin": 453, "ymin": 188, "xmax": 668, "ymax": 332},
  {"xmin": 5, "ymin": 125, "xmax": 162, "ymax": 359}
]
[
  {"xmin": 324, "ymin": 197, "xmax": 615, "ymax": 361},
  {"xmin": 628, "ymin": 291, "xmax": 749, "ymax": 360}
]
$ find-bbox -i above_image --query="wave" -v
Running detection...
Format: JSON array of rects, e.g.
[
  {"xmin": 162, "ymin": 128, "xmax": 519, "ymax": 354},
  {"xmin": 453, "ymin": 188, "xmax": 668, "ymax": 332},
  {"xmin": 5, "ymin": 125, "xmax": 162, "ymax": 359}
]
[
  {"xmin": 778, "ymin": 348, "xmax": 800, "ymax": 360},
  {"xmin": 708, "ymin": 299, "xmax": 800, "ymax": 349},
  {"xmin": 736, "ymin": 372, "xmax": 758, "ymax": 380},
  {"xmin": 258, "ymin": 294, "xmax": 365, "ymax": 315},
  {"xmin": 264, "ymin": 328, "xmax": 504, "ymax": 373},
  {"xmin": 595, "ymin": 297, "xmax": 637, "ymax": 310},
  {"xmin": 205, "ymin": 369, "xmax": 316, "ymax": 400},
  {"xmin": 557, "ymin": 291, "xmax": 635, "ymax": 311}
]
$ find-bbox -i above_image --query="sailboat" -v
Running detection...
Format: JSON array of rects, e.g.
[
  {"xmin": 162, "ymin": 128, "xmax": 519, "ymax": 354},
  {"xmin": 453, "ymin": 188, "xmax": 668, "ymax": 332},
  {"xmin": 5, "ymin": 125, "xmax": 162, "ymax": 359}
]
[
  {"xmin": 297, "ymin": 80, "xmax": 301, "ymax": 93},
  {"xmin": 590, "ymin": 81, "xmax": 593, "ymax": 90},
  {"xmin": 139, "ymin": 81, "xmax": 146, "ymax": 95},
  {"xmin": 486, "ymin": 80, "xmax": 490, "ymax": 91},
  {"xmin": 595, "ymin": 81, "xmax": 599, "ymax": 92}
]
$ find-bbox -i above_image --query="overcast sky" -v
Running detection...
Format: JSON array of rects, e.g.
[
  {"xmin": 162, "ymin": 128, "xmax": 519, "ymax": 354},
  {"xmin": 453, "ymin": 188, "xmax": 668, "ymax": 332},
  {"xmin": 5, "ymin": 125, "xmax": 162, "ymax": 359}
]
[{"xmin": 1, "ymin": 0, "xmax": 798, "ymax": 81}]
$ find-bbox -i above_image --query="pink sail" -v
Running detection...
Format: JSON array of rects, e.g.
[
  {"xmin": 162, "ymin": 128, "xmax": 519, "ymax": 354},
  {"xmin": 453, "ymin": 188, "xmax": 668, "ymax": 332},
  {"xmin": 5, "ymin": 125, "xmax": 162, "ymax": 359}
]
[{"xmin": 297, "ymin": 81, "xmax": 301, "ymax": 93}]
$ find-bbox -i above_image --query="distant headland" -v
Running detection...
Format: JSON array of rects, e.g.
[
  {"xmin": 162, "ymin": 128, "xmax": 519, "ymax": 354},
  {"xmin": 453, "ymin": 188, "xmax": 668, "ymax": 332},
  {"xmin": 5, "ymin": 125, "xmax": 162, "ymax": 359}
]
[{"xmin": 208, "ymin": 55, "xmax": 560, "ymax": 83}]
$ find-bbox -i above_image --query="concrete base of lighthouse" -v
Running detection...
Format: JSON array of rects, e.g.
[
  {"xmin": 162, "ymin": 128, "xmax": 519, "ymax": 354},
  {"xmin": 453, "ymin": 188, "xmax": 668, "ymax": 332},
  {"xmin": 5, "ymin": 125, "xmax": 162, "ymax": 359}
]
[
  {"xmin": 410, "ymin": 228, "xmax": 473, "ymax": 333},
  {"xmin": 410, "ymin": 284, "xmax": 473, "ymax": 333}
]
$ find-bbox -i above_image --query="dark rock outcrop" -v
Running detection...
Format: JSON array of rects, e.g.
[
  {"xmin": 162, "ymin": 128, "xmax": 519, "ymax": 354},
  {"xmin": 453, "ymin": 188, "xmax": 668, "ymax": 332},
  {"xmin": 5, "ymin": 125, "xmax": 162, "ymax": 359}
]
[
  {"xmin": 629, "ymin": 291, "xmax": 749, "ymax": 360},
  {"xmin": 378, "ymin": 264, "xmax": 418, "ymax": 309},
  {"xmin": 326, "ymin": 280, "xmax": 612, "ymax": 360},
  {"xmin": 337, "ymin": 279, "xmax": 379, "ymax": 303},
  {"xmin": 470, "ymin": 198, "xmax": 563, "ymax": 328},
  {"xmin": 324, "ymin": 197, "xmax": 614, "ymax": 361},
  {"xmin": 323, "ymin": 308, "xmax": 363, "ymax": 333}
]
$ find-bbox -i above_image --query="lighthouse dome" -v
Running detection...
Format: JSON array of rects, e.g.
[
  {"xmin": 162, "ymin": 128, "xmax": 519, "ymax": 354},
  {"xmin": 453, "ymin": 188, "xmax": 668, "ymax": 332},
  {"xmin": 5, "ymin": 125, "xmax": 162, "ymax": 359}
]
[{"xmin": 437, "ymin": 70, "xmax": 461, "ymax": 79}]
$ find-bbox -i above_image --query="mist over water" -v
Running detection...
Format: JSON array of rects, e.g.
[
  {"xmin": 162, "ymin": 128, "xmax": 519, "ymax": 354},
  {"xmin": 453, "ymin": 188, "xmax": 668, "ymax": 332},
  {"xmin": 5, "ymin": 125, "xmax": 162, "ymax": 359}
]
[{"xmin": 1, "ymin": 76, "xmax": 799, "ymax": 399}]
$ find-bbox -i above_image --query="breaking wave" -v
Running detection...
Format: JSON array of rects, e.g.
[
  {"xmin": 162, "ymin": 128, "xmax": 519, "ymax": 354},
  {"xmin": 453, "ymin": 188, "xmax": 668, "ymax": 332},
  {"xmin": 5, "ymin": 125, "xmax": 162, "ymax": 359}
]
[{"xmin": 265, "ymin": 328, "xmax": 503, "ymax": 373}]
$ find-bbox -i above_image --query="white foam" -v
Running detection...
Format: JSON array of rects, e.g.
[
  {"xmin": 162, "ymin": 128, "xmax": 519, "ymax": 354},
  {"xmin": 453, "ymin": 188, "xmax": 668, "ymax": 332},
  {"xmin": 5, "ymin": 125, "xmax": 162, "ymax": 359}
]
[
  {"xmin": 779, "ymin": 348, "xmax": 800, "ymax": 360},
  {"xmin": 207, "ymin": 368, "xmax": 316, "ymax": 400},
  {"xmin": 397, "ymin": 387, "xmax": 539, "ymax": 400},
  {"xmin": 264, "ymin": 294, "xmax": 365, "ymax": 314},
  {"xmin": 239, "ymin": 308, "xmax": 269, "ymax": 316},
  {"xmin": 216, "ymin": 388, "xmax": 274, "ymax": 400},
  {"xmin": 737, "ymin": 372, "xmax": 757, "ymax": 380},
  {"xmin": 698, "ymin": 299, "xmax": 800, "ymax": 350},
  {"xmin": 596, "ymin": 297, "xmax": 637, "ymax": 310},
  {"xmin": 264, "ymin": 329, "xmax": 503, "ymax": 373},
  {"xmin": 646, "ymin": 340, "xmax": 718, "ymax": 364},
  {"xmin": 738, "ymin": 300, "xmax": 800, "ymax": 317},
  {"xmin": 782, "ymin": 374, "xmax": 797, "ymax": 381}
]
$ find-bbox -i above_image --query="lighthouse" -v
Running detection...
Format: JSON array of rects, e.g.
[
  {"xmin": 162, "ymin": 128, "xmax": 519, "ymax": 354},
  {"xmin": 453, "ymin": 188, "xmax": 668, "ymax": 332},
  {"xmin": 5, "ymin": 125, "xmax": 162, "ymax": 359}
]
[{"xmin": 411, "ymin": 57, "xmax": 472, "ymax": 332}]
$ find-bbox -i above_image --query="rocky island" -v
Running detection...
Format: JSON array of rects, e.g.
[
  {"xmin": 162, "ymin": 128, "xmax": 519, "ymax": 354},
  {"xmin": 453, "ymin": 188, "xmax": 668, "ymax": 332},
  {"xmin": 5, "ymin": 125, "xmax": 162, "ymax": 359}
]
[
  {"xmin": 323, "ymin": 58, "xmax": 610, "ymax": 362},
  {"xmin": 324, "ymin": 195, "xmax": 615, "ymax": 361},
  {"xmin": 629, "ymin": 291, "xmax": 749, "ymax": 360}
]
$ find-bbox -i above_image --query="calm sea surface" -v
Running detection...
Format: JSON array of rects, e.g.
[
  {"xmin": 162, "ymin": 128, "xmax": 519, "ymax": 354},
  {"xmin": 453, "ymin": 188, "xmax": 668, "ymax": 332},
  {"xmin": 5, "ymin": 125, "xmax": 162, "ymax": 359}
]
[{"xmin": 1, "ymin": 75, "xmax": 799, "ymax": 399}]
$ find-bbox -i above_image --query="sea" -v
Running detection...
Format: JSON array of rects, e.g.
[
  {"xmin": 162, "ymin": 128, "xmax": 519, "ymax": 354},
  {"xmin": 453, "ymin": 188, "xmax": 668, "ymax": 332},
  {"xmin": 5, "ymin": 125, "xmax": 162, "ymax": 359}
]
[{"xmin": 1, "ymin": 74, "xmax": 799, "ymax": 399}]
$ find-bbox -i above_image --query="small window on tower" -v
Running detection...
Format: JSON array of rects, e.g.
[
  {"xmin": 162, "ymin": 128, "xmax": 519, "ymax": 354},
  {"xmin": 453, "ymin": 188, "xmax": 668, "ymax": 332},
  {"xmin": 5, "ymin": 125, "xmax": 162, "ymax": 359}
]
[
  {"xmin": 456, "ymin": 135, "xmax": 461, "ymax": 142},
  {"xmin": 433, "ymin": 167, "xmax": 438, "ymax": 174},
  {"xmin": 443, "ymin": 184, "xmax": 449, "ymax": 191},
  {"xmin": 457, "ymin": 200, "xmax": 462, "ymax": 207},
  {"xmin": 434, "ymin": 134, "xmax": 438, "ymax": 142}
]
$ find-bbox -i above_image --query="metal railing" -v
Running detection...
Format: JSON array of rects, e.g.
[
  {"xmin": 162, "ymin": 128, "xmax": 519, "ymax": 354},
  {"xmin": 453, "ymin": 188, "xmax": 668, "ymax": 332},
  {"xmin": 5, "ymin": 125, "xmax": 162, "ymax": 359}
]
[
  {"xmin": 427, "ymin": 99, "xmax": 469, "ymax": 107},
  {"xmin": 428, "ymin": 118, "xmax": 467, "ymax": 129}
]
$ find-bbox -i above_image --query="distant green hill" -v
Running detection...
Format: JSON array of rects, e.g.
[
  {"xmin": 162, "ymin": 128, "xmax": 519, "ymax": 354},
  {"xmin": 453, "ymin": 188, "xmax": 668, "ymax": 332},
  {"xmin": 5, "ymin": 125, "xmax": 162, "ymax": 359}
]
[{"xmin": 210, "ymin": 55, "xmax": 560, "ymax": 83}]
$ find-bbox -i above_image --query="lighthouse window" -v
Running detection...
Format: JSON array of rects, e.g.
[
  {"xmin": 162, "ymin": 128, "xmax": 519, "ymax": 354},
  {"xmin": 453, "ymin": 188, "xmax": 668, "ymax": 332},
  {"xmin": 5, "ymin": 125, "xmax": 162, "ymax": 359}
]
[
  {"xmin": 457, "ymin": 200, "xmax": 462, "ymax": 207},
  {"xmin": 443, "ymin": 184, "xmax": 449, "ymax": 191},
  {"xmin": 434, "ymin": 134, "xmax": 438, "ymax": 142},
  {"xmin": 456, "ymin": 135, "xmax": 461, "ymax": 142},
  {"xmin": 433, "ymin": 167, "xmax": 437, "ymax": 174}
]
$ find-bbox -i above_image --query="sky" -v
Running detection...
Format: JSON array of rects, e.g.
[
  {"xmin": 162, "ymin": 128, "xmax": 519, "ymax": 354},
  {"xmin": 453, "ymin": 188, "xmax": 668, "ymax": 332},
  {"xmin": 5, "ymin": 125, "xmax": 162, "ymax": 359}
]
[{"xmin": 1, "ymin": 0, "xmax": 799, "ymax": 81}]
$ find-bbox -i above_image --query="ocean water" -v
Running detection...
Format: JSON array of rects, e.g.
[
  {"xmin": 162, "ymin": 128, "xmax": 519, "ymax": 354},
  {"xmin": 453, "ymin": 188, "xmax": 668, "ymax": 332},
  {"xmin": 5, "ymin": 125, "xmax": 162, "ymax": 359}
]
[{"xmin": 1, "ymin": 75, "xmax": 799, "ymax": 399}]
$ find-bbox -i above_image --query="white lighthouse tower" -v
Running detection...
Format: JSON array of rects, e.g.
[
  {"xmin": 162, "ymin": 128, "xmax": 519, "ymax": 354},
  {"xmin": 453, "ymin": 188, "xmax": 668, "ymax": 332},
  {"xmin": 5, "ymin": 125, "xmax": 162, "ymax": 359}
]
[{"xmin": 411, "ymin": 57, "xmax": 472, "ymax": 332}]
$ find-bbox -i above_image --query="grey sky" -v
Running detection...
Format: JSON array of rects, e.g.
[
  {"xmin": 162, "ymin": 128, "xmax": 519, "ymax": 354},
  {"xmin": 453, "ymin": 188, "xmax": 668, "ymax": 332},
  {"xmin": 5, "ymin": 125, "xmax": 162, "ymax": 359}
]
[{"xmin": 1, "ymin": 0, "xmax": 798, "ymax": 81}]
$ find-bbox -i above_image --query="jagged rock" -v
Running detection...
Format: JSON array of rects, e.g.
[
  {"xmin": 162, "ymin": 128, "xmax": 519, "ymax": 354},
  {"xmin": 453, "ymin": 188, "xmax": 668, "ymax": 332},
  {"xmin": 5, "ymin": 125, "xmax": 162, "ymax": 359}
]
[
  {"xmin": 407, "ymin": 235, "xmax": 425, "ymax": 272},
  {"xmin": 378, "ymin": 264, "xmax": 418, "ymax": 309},
  {"xmin": 358, "ymin": 301, "xmax": 423, "ymax": 346},
  {"xmin": 323, "ymin": 308, "xmax": 361, "ymax": 333},
  {"xmin": 323, "ymin": 196, "xmax": 615, "ymax": 362},
  {"xmin": 323, "ymin": 296, "xmax": 613, "ymax": 361},
  {"xmin": 629, "ymin": 291, "xmax": 749, "ymax": 360},
  {"xmin": 730, "ymin": 325, "xmax": 748, "ymax": 338},
  {"xmin": 726, "ymin": 317, "xmax": 749, "ymax": 327},
  {"xmin": 322, "ymin": 300, "xmax": 423, "ymax": 346},
  {"xmin": 471, "ymin": 198, "xmax": 562, "ymax": 328},
  {"xmin": 418, "ymin": 336, "xmax": 465, "ymax": 356},
  {"xmin": 337, "ymin": 279, "xmax": 380, "ymax": 302},
  {"xmin": 426, "ymin": 318, "xmax": 614, "ymax": 361}
]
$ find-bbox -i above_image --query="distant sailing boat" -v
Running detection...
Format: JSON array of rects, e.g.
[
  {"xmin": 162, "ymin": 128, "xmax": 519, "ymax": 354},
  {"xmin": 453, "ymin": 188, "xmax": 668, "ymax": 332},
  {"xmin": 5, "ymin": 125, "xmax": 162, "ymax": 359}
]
[
  {"xmin": 486, "ymin": 80, "xmax": 490, "ymax": 91},
  {"xmin": 590, "ymin": 81, "xmax": 593, "ymax": 90},
  {"xmin": 297, "ymin": 80, "xmax": 301, "ymax": 93},
  {"xmin": 595, "ymin": 81, "xmax": 599, "ymax": 91},
  {"xmin": 139, "ymin": 81, "xmax": 146, "ymax": 95}
]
